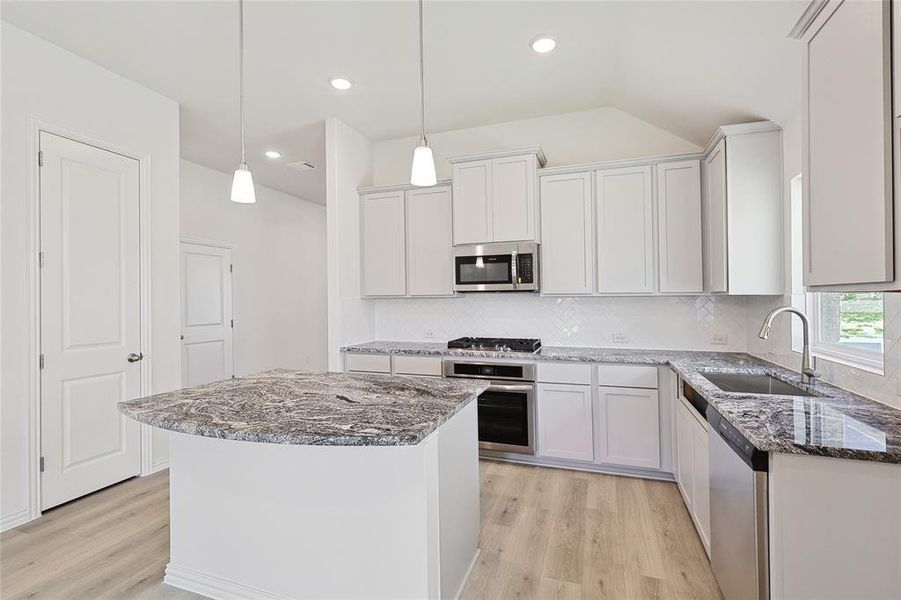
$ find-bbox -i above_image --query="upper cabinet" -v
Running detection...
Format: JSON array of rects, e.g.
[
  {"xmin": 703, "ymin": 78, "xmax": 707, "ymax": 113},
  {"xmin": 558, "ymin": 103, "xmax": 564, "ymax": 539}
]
[
  {"xmin": 702, "ymin": 123, "xmax": 784, "ymax": 295},
  {"xmin": 359, "ymin": 184, "xmax": 454, "ymax": 298},
  {"xmin": 539, "ymin": 157, "xmax": 703, "ymax": 296},
  {"xmin": 448, "ymin": 147, "xmax": 545, "ymax": 245},
  {"xmin": 794, "ymin": 0, "xmax": 899, "ymax": 290}
]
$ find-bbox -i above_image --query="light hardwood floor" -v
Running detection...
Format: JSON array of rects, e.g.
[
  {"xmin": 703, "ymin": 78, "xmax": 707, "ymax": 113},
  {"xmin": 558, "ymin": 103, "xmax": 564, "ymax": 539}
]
[{"xmin": 1, "ymin": 460, "xmax": 721, "ymax": 600}]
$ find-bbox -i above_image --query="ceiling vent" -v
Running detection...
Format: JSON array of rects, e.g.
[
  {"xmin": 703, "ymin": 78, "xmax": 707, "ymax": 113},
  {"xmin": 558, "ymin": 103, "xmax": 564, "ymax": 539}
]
[{"xmin": 286, "ymin": 160, "xmax": 316, "ymax": 171}]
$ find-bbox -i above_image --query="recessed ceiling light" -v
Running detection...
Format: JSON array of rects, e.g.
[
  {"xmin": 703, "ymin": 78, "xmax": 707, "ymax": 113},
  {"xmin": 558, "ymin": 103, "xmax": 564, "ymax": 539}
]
[
  {"xmin": 264, "ymin": 150, "xmax": 282, "ymax": 159},
  {"xmin": 530, "ymin": 36, "xmax": 557, "ymax": 54},
  {"xmin": 330, "ymin": 78, "xmax": 352, "ymax": 90}
]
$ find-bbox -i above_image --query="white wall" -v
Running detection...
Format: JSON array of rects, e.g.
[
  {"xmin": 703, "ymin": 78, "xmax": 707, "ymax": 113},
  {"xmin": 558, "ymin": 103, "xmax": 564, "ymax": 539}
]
[
  {"xmin": 326, "ymin": 118, "xmax": 375, "ymax": 371},
  {"xmin": 370, "ymin": 106, "xmax": 702, "ymax": 186},
  {"xmin": 180, "ymin": 160, "xmax": 327, "ymax": 375},
  {"xmin": 1, "ymin": 23, "xmax": 180, "ymax": 529},
  {"xmin": 747, "ymin": 116, "xmax": 901, "ymax": 409}
]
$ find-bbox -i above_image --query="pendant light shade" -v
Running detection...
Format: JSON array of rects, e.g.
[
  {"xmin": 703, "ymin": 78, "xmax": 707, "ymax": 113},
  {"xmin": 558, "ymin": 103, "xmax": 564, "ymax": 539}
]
[
  {"xmin": 231, "ymin": 0, "xmax": 256, "ymax": 203},
  {"xmin": 410, "ymin": 0, "xmax": 436, "ymax": 187},
  {"xmin": 410, "ymin": 144, "xmax": 437, "ymax": 187},
  {"xmin": 231, "ymin": 164, "xmax": 256, "ymax": 204}
]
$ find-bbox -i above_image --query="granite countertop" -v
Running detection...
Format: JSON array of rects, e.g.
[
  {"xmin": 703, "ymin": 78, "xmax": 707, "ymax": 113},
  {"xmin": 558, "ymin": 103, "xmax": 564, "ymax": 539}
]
[
  {"xmin": 118, "ymin": 370, "xmax": 488, "ymax": 446},
  {"xmin": 342, "ymin": 341, "xmax": 901, "ymax": 464}
]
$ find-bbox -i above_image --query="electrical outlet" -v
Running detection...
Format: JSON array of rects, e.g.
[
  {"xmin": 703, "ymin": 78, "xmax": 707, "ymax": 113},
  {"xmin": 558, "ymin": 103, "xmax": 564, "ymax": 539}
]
[
  {"xmin": 711, "ymin": 334, "xmax": 729, "ymax": 346},
  {"xmin": 424, "ymin": 329, "xmax": 435, "ymax": 339},
  {"xmin": 612, "ymin": 333, "xmax": 629, "ymax": 344}
]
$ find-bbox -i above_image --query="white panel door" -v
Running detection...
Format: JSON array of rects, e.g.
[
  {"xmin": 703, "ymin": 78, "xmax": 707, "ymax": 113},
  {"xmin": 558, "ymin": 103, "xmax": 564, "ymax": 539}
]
[
  {"xmin": 705, "ymin": 139, "xmax": 728, "ymax": 293},
  {"xmin": 804, "ymin": 0, "xmax": 893, "ymax": 286},
  {"xmin": 676, "ymin": 401, "xmax": 695, "ymax": 509},
  {"xmin": 360, "ymin": 191, "xmax": 406, "ymax": 296},
  {"xmin": 39, "ymin": 132, "xmax": 142, "ymax": 510},
  {"xmin": 595, "ymin": 166, "xmax": 655, "ymax": 293},
  {"xmin": 180, "ymin": 242, "xmax": 234, "ymax": 387},
  {"xmin": 692, "ymin": 421, "xmax": 711, "ymax": 549},
  {"xmin": 539, "ymin": 172, "xmax": 594, "ymax": 294},
  {"xmin": 406, "ymin": 186, "xmax": 454, "ymax": 296},
  {"xmin": 596, "ymin": 386, "xmax": 660, "ymax": 469},
  {"xmin": 537, "ymin": 383, "xmax": 594, "ymax": 462},
  {"xmin": 452, "ymin": 160, "xmax": 492, "ymax": 245},
  {"xmin": 492, "ymin": 155, "xmax": 536, "ymax": 242},
  {"xmin": 657, "ymin": 160, "xmax": 703, "ymax": 293}
]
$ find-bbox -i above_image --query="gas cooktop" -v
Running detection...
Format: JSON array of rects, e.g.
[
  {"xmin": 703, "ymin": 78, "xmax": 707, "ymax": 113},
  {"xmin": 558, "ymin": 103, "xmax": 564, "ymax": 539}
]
[{"xmin": 447, "ymin": 337, "xmax": 541, "ymax": 353}]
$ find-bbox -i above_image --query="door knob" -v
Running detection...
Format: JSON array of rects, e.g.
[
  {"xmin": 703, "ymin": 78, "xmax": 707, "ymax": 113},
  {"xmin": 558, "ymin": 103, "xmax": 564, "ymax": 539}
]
[{"xmin": 127, "ymin": 352, "xmax": 144, "ymax": 363}]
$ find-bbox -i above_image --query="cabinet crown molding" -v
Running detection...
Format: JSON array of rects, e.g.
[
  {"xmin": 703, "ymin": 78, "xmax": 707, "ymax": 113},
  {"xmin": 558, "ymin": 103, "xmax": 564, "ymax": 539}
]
[
  {"xmin": 702, "ymin": 121, "xmax": 782, "ymax": 157},
  {"xmin": 358, "ymin": 179, "xmax": 451, "ymax": 195},
  {"xmin": 539, "ymin": 152, "xmax": 704, "ymax": 177},
  {"xmin": 446, "ymin": 146, "xmax": 547, "ymax": 167}
]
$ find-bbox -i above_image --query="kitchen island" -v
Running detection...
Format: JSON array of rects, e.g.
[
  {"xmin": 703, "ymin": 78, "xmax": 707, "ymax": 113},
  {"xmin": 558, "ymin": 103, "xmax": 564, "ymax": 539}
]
[{"xmin": 118, "ymin": 370, "xmax": 489, "ymax": 600}]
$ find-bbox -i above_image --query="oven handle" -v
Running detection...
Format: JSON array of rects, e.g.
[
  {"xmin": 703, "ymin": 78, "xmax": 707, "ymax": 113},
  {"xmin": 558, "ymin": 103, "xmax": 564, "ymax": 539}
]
[{"xmin": 487, "ymin": 383, "xmax": 534, "ymax": 393}]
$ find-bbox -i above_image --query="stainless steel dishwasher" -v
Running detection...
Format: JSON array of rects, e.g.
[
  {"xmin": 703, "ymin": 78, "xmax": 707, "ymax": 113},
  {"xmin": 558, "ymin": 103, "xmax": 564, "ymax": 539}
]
[{"xmin": 707, "ymin": 405, "xmax": 769, "ymax": 600}]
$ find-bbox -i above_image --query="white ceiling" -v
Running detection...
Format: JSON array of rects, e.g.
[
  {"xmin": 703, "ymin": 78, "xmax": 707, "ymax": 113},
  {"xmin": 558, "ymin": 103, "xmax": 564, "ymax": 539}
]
[{"xmin": 1, "ymin": 0, "xmax": 806, "ymax": 205}]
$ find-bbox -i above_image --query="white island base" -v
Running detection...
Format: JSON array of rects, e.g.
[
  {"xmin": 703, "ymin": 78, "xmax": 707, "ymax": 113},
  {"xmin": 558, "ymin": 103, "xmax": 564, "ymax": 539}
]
[{"xmin": 163, "ymin": 401, "xmax": 480, "ymax": 600}]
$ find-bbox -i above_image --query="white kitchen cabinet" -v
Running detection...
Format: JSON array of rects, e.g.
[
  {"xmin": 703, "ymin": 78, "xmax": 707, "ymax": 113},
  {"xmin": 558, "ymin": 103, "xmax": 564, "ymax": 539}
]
[
  {"xmin": 539, "ymin": 172, "xmax": 594, "ymax": 295},
  {"xmin": 796, "ymin": 0, "xmax": 898, "ymax": 290},
  {"xmin": 703, "ymin": 123, "xmax": 784, "ymax": 295},
  {"xmin": 406, "ymin": 186, "xmax": 454, "ymax": 296},
  {"xmin": 537, "ymin": 383, "xmax": 594, "ymax": 462},
  {"xmin": 595, "ymin": 165, "xmax": 655, "ymax": 294},
  {"xmin": 675, "ymin": 397, "xmax": 710, "ymax": 553},
  {"xmin": 345, "ymin": 353, "xmax": 392, "ymax": 374},
  {"xmin": 360, "ymin": 191, "xmax": 406, "ymax": 297},
  {"xmin": 657, "ymin": 160, "xmax": 703, "ymax": 293},
  {"xmin": 595, "ymin": 385, "xmax": 660, "ymax": 469},
  {"xmin": 449, "ymin": 147, "xmax": 545, "ymax": 245}
]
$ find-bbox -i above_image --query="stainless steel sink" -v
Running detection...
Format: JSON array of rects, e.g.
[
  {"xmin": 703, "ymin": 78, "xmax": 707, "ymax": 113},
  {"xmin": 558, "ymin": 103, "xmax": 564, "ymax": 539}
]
[{"xmin": 701, "ymin": 373, "xmax": 816, "ymax": 397}]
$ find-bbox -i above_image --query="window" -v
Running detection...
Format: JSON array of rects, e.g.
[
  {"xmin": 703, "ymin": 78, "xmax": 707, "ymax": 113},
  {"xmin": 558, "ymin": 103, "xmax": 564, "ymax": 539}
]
[{"xmin": 788, "ymin": 173, "xmax": 885, "ymax": 374}]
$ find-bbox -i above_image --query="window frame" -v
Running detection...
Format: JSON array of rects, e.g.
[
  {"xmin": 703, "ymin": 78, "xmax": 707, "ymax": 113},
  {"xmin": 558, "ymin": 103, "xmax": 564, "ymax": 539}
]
[{"xmin": 806, "ymin": 292, "xmax": 885, "ymax": 375}]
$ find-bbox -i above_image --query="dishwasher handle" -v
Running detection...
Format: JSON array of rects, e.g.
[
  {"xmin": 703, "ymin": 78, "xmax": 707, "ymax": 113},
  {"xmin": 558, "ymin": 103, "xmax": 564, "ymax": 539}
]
[{"xmin": 707, "ymin": 405, "xmax": 769, "ymax": 472}]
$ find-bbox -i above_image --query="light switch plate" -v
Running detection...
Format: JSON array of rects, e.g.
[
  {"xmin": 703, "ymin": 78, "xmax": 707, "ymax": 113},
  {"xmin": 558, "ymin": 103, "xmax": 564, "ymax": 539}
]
[
  {"xmin": 612, "ymin": 333, "xmax": 629, "ymax": 344},
  {"xmin": 711, "ymin": 334, "xmax": 729, "ymax": 346}
]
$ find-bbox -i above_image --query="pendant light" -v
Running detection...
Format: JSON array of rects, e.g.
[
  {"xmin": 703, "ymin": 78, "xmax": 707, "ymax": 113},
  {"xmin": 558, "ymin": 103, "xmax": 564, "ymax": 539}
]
[
  {"xmin": 230, "ymin": 0, "xmax": 256, "ymax": 204},
  {"xmin": 410, "ymin": 0, "xmax": 437, "ymax": 187}
]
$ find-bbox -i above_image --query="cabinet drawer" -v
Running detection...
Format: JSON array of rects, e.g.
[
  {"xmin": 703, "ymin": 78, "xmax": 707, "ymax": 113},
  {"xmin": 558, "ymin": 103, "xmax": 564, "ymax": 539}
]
[
  {"xmin": 392, "ymin": 355, "xmax": 443, "ymax": 377},
  {"xmin": 345, "ymin": 353, "xmax": 391, "ymax": 374},
  {"xmin": 597, "ymin": 364, "xmax": 658, "ymax": 389},
  {"xmin": 537, "ymin": 362, "xmax": 593, "ymax": 385}
]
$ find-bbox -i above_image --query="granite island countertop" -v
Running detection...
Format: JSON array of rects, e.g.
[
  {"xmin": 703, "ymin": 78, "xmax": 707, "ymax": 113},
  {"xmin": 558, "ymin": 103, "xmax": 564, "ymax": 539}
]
[
  {"xmin": 118, "ymin": 370, "xmax": 488, "ymax": 446},
  {"xmin": 342, "ymin": 341, "xmax": 901, "ymax": 464}
]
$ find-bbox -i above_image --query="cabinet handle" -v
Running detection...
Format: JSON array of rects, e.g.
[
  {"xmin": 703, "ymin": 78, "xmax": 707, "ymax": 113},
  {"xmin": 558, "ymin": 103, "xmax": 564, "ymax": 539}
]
[{"xmin": 127, "ymin": 352, "xmax": 144, "ymax": 363}]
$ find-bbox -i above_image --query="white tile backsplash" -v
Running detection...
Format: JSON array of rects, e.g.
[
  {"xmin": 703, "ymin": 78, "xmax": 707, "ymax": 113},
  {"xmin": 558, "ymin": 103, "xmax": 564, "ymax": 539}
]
[{"xmin": 373, "ymin": 294, "xmax": 750, "ymax": 351}]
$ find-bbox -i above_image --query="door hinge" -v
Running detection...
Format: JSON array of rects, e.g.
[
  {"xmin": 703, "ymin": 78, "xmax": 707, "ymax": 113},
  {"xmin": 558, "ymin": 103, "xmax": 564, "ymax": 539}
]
[
  {"xmin": 39, "ymin": 251, "xmax": 45, "ymax": 268},
  {"xmin": 230, "ymin": 264, "xmax": 233, "ymax": 273},
  {"xmin": 39, "ymin": 354, "xmax": 45, "ymax": 370},
  {"xmin": 38, "ymin": 150, "xmax": 44, "ymax": 167},
  {"xmin": 40, "ymin": 456, "xmax": 45, "ymax": 472},
  {"xmin": 230, "ymin": 319, "xmax": 234, "ymax": 328}
]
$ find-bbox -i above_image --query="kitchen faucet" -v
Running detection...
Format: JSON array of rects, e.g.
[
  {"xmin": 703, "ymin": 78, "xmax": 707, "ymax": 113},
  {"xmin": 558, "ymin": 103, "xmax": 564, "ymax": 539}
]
[{"xmin": 757, "ymin": 306, "xmax": 819, "ymax": 385}]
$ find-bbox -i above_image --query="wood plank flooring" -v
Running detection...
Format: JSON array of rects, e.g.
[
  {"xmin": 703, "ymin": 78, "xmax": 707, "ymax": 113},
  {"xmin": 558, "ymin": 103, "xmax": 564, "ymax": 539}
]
[{"xmin": 1, "ymin": 460, "xmax": 721, "ymax": 600}]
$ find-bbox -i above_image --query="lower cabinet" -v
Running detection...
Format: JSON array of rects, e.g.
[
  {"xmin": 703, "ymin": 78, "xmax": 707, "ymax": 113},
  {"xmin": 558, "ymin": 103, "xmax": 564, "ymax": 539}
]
[
  {"xmin": 595, "ymin": 386, "xmax": 661, "ymax": 469},
  {"xmin": 536, "ymin": 383, "xmax": 594, "ymax": 462},
  {"xmin": 675, "ymin": 397, "xmax": 710, "ymax": 553}
]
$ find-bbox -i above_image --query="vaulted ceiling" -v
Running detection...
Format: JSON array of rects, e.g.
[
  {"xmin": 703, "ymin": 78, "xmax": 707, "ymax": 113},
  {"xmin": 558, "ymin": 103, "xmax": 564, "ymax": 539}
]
[{"xmin": 1, "ymin": 0, "xmax": 806, "ymax": 204}]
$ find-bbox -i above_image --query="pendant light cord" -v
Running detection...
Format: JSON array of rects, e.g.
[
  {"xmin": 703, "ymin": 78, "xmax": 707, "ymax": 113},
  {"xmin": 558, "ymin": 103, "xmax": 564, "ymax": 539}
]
[
  {"xmin": 418, "ymin": 0, "xmax": 426, "ymax": 145},
  {"xmin": 239, "ymin": 0, "xmax": 247, "ymax": 166}
]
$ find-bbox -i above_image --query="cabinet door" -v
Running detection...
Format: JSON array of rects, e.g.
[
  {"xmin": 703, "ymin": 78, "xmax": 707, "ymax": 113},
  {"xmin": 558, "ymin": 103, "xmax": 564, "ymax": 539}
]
[
  {"xmin": 657, "ymin": 160, "xmax": 703, "ymax": 293},
  {"xmin": 492, "ymin": 155, "xmax": 536, "ymax": 242},
  {"xmin": 452, "ymin": 160, "xmax": 492, "ymax": 245},
  {"xmin": 595, "ymin": 166, "xmax": 655, "ymax": 293},
  {"xmin": 596, "ymin": 386, "xmax": 660, "ymax": 469},
  {"xmin": 692, "ymin": 419, "xmax": 711, "ymax": 549},
  {"xmin": 804, "ymin": 0, "xmax": 893, "ymax": 286},
  {"xmin": 539, "ymin": 172, "xmax": 594, "ymax": 294},
  {"xmin": 406, "ymin": 186, "xmax": 453, "ymax": 296},
  {"xmin": 705, "ymin": 139, "xmax": 728, "ymax": 293},
  {"xmin": 537, "ymin": 383, "xmax": 594, "ymax": 462},
  {"xmin": 360, "ymin": 191, "xmax": 406, "ymax": 296},
  {"xmin": 676, "ymin": 402, "xmax": 695, "ymax": 509}
]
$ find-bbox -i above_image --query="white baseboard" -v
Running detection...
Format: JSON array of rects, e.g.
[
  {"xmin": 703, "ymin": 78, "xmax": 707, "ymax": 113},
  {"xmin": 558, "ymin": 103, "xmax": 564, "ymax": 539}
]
[
  {"xmin": 165, "ymin": 564, "xmax": 289, "ymax": 600},
  {"xmin": 1, "ymin": 507, "xmax": 34, "ymax": 533},
  {"xmin": 453, "ymin": 549, "xmax": 480, "ymax": 600}
]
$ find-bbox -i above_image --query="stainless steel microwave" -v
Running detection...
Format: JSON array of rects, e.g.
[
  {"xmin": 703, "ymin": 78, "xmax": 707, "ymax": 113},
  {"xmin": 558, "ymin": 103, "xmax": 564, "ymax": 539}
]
[{"xmin": 453, "ymin": 242, "xmax": 539, "ymax": 292}]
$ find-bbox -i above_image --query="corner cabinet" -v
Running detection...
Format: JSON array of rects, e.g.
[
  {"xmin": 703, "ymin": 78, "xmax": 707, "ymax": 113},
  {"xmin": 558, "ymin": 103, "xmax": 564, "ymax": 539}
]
[
  {"xmin": 448, "ymin": 147, "xmax": 546, "ymax": 245},
  {"xmin": 658, "ymin": 161, "xmax": 704, "ymax": 293},
  {"xmin": 703, "ymin": 123, "xmax": 784, "ymax": 295},
  {"xmin": 795, "ymin": 0, "xmax": 900, "ymax": 290},
  {"xmin": 359, "ymin": 184, "xmax": 454, "ymax": 297}
]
